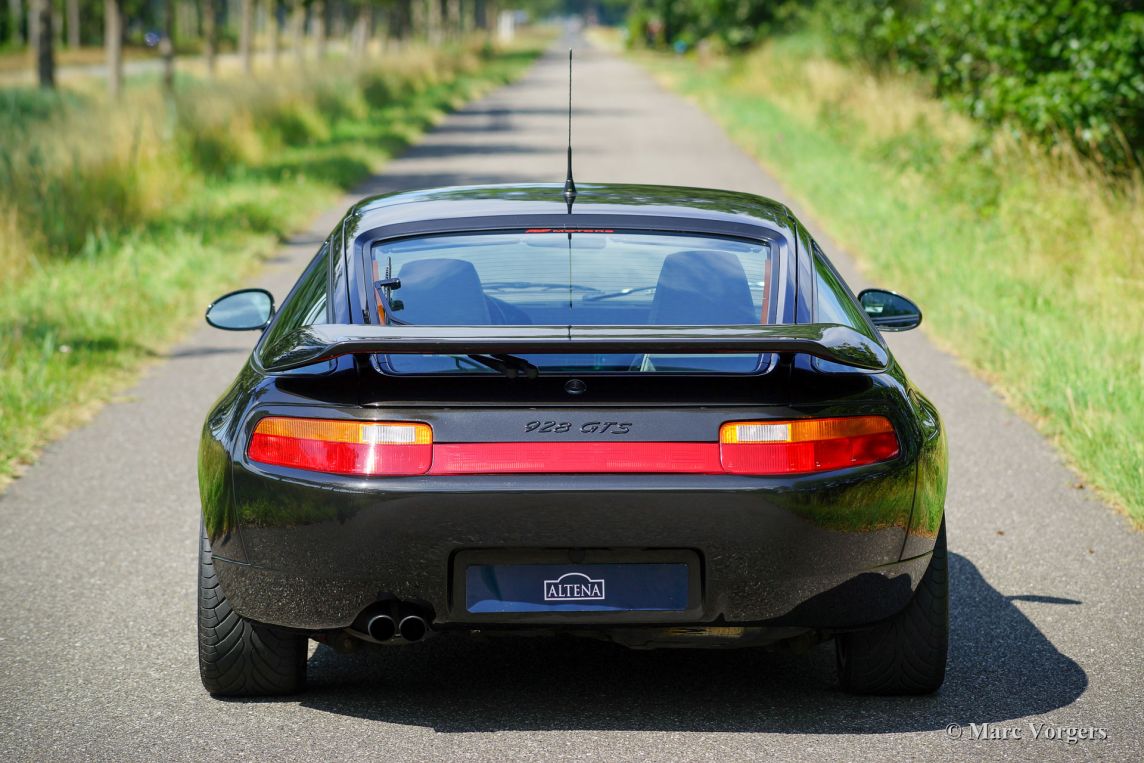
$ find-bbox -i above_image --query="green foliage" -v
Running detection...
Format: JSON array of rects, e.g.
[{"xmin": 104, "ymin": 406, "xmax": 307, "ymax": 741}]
[
  {"xmin": 627, "ymin": 1, "xmax": 804, "ymax": 51},
  {"xmin": 0, "ymin": 88, "xmax": 90, "ymax": 133},
  {"xmin": 0, "ymin": 40, "xmax": 544, "ymax": 485},
  {"xmin": 812, "ymin": 0, "xmax": 1144, "ymax": 169},
  {"xmin": 624, "ymin": 1, "xmax": 1143, "ymax": 167},
  {"xmin": 635, "ymin": 42, "xmax": 1144, "ymax": 524}
]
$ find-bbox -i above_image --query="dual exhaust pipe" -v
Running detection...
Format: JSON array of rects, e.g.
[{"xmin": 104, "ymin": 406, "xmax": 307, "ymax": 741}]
[{"xmin": 365, "ymin": 610, "xmax": 429, "ymax": 643}]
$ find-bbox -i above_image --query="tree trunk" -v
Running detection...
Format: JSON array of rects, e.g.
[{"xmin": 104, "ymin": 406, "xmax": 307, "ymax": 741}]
[
  {"xmin": 661, "ymin": 0, "xmax": 675, "ymax": 47},
  {"xmin": 350, "ymin": 2, "xmax": 367, "ymax": 60},
  {"xmin": 203, "ymin": 0, "xmax": 217, "ymax": 76},
  {"xmin": 289, "ymin": 0, "xmax": 302, "ymax": 64},
  {"xmin": 372, "ymin": 6, "xmax": 383, "ymax": 55},
  {"xmin": 239, "ymin": 0, "xmax": 253, "ymax": 72},
  {"xmin": 427, "ymin": 0, "xmax": 441, "ymax": 44},
  {"xmin": 410, "ymin": 0, "xmax": 425, "ymax": 40},
  {"xmin": 105, "ymin": 0, "xmax": 122, "ymax": 96},
  {"xmin": 178, "ymin": 0, "xmax": 197, "ymax": 40},
  {"xmin": 65, "ymin": 0, "xmax": 78, "ymax": 47},
  {"xmin": 452, "ymin": 0, "xmax": 461, "ymax": 37},
  {"xmin": 329, "ymin": 0, "xmax": 342, "ymax": 40},
  {"xmin": 392, "ymin": 0, "xmax": 409, "ymax": 40},
  {"xmin": 312, "ymin": 0, "xmax": 325, "ymax": 59},
  {"xmin": 161, "ymin": 0, "xmax": 175, "ymax": 90},
  {"xmin": 7, "ymin": 0, "xmax": 21, "ymax": 47},
  {"xmin": 266, "ymin": 0, "xmax": 278, "ymax": 66},
  {"xmin": 32, "ymin": 0, "xmax": 54, "ymax": 87}
]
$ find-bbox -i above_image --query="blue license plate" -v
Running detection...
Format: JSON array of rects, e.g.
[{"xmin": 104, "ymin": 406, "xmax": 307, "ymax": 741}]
[{"xmin": 465, "ymin": 563, "xmax": 690, "ymax": 613}]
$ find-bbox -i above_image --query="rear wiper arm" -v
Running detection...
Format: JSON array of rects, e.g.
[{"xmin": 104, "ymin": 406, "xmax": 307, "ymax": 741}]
[
  {"xmin": 464, "ymin": 353, "xmax": 539, "ymax": 380},
  {"xmin": 372, "ymin": 278, "xmax": 536, "ymax": 378}
]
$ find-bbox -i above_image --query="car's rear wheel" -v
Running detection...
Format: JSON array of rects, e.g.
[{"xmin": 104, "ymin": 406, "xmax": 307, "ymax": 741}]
[
  {"xmin": 835, "ymin": 518, "xmax": 949, "ymax": 695},
  {"xmin": 198, "ymin": 526, "xmax": 307, "ymax": 696}
]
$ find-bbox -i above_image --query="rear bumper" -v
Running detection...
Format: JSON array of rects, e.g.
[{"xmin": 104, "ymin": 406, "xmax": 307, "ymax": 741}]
[{"xmin": 213, "ymin": 457, "xmax": 935, "ymax": 632}]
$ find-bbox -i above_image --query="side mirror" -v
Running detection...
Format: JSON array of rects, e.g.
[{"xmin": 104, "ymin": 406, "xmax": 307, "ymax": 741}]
[
  {"xmin": 205, "ymin": 288, "xmax": 274, "ymax": 331},
  {"xmin": 857, "ymin": 288, "xmax": 922, "ymax": 331}
]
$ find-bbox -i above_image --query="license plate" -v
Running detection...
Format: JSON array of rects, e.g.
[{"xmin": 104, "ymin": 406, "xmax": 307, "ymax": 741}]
[{"xmin": 465, "ymin": 563, "xmax": 690, "ymax": 613}]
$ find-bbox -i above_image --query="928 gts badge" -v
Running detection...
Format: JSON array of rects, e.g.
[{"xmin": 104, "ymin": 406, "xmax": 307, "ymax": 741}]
[{"xmin": 524, "ymin": 421, "xmax": 633, "ymax": 435}]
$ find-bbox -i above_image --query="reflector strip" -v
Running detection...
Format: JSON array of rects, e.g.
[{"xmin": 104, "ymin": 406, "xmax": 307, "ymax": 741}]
[{"xmin": 429, "ymin": 442, "xmax": 723, "ymax": 475}]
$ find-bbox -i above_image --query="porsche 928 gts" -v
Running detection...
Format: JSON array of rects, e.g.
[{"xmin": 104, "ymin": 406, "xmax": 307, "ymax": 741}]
[{"xmin": 197, "ymin": 183, "xmax": 948, "ymax": 697}]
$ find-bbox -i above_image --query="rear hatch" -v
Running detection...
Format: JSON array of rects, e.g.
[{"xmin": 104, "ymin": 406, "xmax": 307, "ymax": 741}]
[{"xmin": 254, "ymin": 227, "xmax": 892, "ymax": 477}]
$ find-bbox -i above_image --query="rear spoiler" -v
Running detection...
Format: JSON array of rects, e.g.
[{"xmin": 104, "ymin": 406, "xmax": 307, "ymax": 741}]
[{"xmin": 258, "ymin": 323, "xmax": 889, "ymax": 373}]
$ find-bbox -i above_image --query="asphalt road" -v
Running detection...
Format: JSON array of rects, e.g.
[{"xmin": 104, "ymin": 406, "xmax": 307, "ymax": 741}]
[{"xmin": 2, "ymin": 35, "xmax": 1141, "ymax": 762}]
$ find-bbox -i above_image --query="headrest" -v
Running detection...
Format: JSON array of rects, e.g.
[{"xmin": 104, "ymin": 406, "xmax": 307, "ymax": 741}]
[
  {"xmin": 648, "ymin": 250, "xmax": 758, "ymax": 325},
  {"xmin": 394, "ymin": 258, "xmax": 491, "ymax": 325}
]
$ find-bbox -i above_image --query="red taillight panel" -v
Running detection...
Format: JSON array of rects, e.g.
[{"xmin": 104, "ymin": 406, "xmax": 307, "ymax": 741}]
[
  {"xmin": 428, "ymin": 442, "xmax": 723, "ymax": 475},
  {"xmin": 718, "ymin": 416, "xmax": 899, "ymax": 475},
  {"xmin": 248, "ymin": 418, "xmax": 432, "ymax": 476},
  {"xmin": 246, "ymin": 416, "xmax": 898, "ymax": 477}
]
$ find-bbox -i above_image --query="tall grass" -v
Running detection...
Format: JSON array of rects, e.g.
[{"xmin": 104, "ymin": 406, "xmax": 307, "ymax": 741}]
[
  {"xmin": 0, "ymin": 40, "xmax": 543, "ymax": 483},
  {"xmin": 633, "ymin": 35, "xmax": 1144, "ymax": 525},
  {"xmin": 1, "ymin": 45, "xmax": 487, "ymax": 276}
]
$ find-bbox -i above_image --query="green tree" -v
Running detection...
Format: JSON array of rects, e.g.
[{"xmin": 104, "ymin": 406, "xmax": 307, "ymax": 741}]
[{"xmin": 818, "ymin": 0, "xmax": 1144, "ymax": 166}]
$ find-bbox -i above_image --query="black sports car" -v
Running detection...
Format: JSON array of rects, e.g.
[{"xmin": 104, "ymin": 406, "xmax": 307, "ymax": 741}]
[{"xmin": 198, "ymin": 183, "xmax": 948, "ymax": 697}]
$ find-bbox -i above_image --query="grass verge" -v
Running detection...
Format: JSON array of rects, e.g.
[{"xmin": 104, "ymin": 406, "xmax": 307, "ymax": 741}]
[
  {"xmin": 0, "ymin": 38, "xmax": 545, "ymax": 487},
  {"xmin": 623, "ymin": 34, "xmax": 1143, "ymax": 526}
]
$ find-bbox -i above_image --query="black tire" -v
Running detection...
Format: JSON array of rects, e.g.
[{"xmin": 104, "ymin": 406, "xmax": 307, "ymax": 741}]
[
  {"xmin": 198, "ymin": 526, "xmax": 307, "ymax": 696},
  {"xmin": 836, "ymin": 519, "xmax": 949, "ymax": 695}
]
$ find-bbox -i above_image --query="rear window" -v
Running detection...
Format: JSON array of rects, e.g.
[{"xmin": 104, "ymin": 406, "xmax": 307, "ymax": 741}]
[{"xmin": 368, "ymin": 231, "xmax": 778, "ymax": 374}]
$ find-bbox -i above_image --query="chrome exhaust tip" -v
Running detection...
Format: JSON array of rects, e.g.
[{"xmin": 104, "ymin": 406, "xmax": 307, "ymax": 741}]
[
  {"xmin": 366, "ymin": 613, "xmax": 397, "ymax": 642},
  {"xmin": 398, "ymin": 614, "xmax": 428, "ymax": 642}
]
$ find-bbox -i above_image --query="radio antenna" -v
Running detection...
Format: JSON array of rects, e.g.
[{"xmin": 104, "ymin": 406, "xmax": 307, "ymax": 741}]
[{"xmin": 563, "ymin": 48, "xmax": 577, "ymax": 213}]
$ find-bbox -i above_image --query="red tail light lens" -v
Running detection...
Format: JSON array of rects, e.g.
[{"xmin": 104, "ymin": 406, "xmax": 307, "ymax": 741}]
[
  {"xmin": 719, "ymin": 416, "xmax": 899, "ymax": 475},
  {"xmin": 248, "ymin": 417, "xmax": 432, "ymax": 476}
]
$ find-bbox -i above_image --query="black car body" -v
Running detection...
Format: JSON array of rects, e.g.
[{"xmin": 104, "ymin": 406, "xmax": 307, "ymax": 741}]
[{"xmin": 197, "ymin": 183, "xmax": 948, "ymax": 696}]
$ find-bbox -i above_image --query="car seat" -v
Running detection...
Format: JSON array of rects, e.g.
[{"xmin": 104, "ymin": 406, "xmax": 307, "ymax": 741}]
[
  {"xmin": 648, "ymin": 250, "xmax": 758, "ymax": 325},
  {"xmin": 394, "ymin": 259, "xmax": 492, "ymax": 325}
]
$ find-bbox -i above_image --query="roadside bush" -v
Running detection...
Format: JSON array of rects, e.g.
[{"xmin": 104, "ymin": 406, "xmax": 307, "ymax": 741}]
[
  {"xmin": 626, "ymin": 0, "xmax": 803, "ymax": 51},
  {"xmin": 625, "ymin": 1, "xmax": 1143, "ymax": 170},
  {"xmin": 635, "ymin": 38, "xmax": 1143, "ymax": 521},
  {"xmin": 813, "ymin": 0, "xmax": 1144, "ymax": 170}
]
